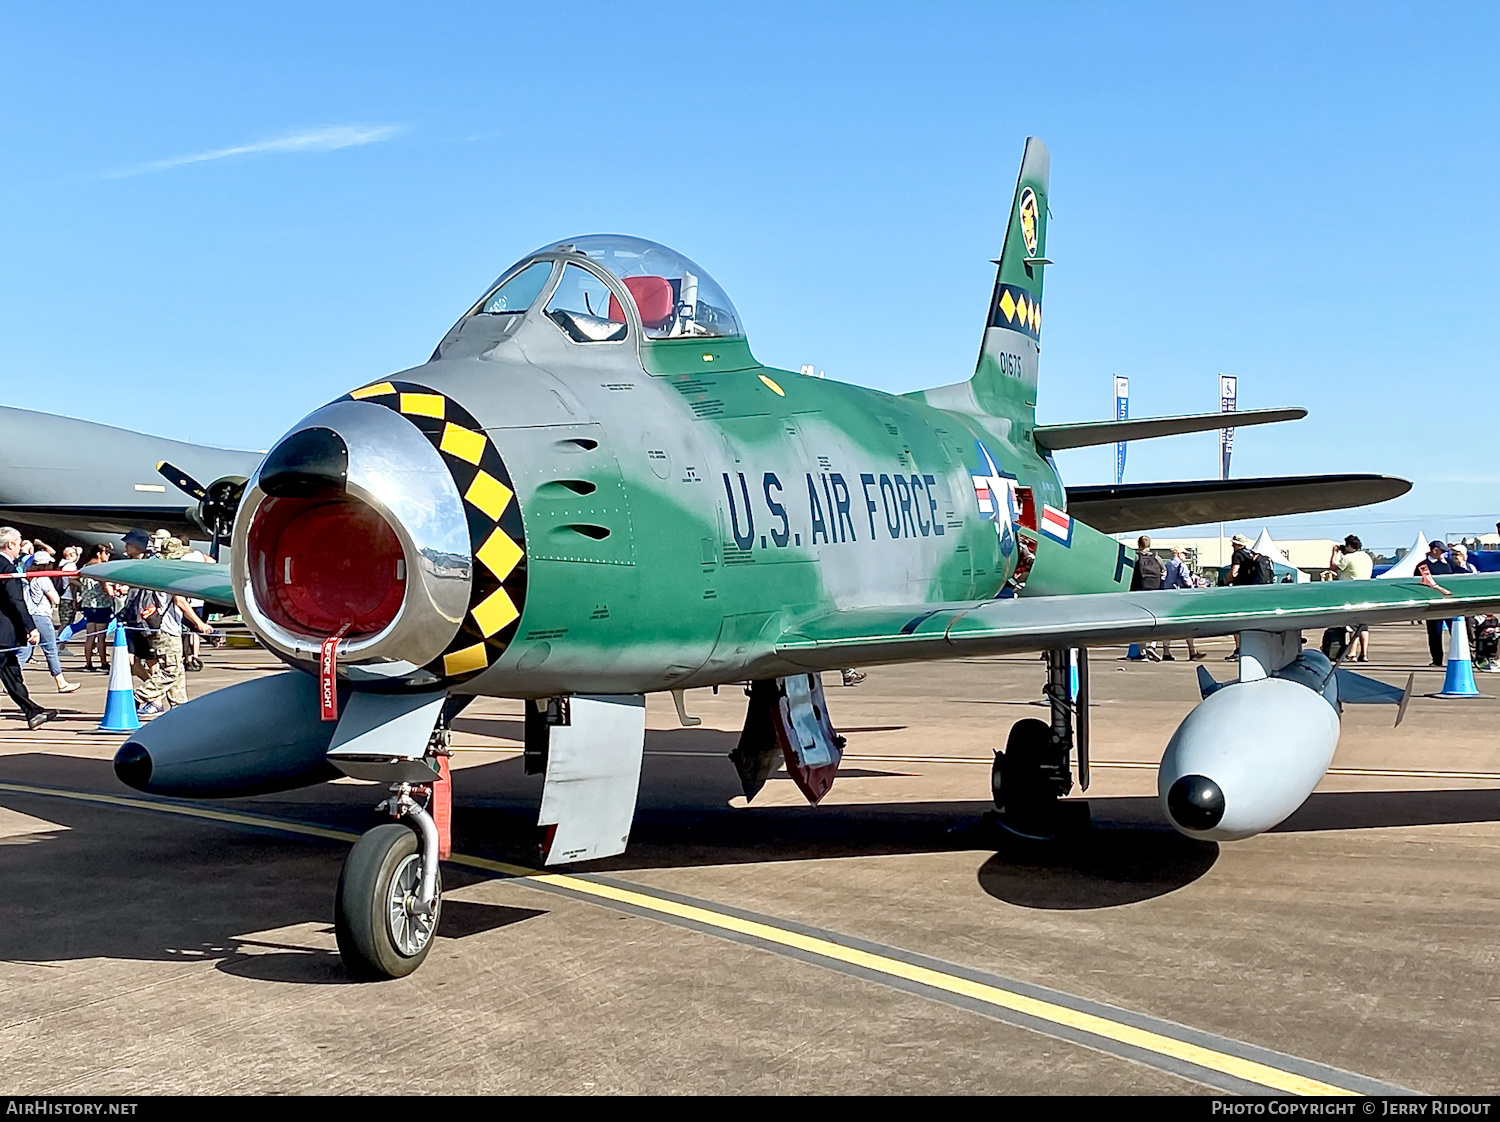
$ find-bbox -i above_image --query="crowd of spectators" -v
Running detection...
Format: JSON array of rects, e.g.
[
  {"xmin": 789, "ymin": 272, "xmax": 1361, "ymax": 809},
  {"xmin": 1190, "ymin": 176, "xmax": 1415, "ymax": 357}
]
[{"xmin": 0, "ymin": 526, "xmax": 217, "ymax": 729}]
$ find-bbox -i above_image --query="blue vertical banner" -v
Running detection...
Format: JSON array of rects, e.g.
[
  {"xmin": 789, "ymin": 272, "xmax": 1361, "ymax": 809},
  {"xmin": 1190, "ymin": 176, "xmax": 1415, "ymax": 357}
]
[
  {"xmin": 1219, "ymin": 373, "xmax": 1237, "ymax": 481},
  {"xmin": 1113, "ymin": 375, "xmax": 1128, "ymax": 485}
]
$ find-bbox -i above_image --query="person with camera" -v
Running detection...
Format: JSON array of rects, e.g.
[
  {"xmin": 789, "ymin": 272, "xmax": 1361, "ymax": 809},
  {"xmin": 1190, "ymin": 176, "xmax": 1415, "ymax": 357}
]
[{"xmin": 1328, "ymin": 534, "xmax": 1373, "ymax": 662}]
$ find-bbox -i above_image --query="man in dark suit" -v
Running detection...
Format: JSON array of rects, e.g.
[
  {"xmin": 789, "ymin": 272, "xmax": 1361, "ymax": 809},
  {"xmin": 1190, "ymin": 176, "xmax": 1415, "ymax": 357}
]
[{"xmin": 0, "ymin": 526, "xmax": 54, "ymax": 729}]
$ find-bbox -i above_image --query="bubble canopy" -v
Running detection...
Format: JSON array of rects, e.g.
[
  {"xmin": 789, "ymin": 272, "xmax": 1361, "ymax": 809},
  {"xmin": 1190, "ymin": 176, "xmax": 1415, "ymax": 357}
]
[{"xmin": 477, "ymin": 235, "xmax": 743, "ymax": 340}]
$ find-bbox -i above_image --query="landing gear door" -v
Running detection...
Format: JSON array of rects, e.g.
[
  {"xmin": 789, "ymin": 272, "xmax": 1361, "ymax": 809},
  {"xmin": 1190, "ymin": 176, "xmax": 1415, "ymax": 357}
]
[{"xmin": 536, "ymin": 694, "xmax": 647, "ymax": 864}]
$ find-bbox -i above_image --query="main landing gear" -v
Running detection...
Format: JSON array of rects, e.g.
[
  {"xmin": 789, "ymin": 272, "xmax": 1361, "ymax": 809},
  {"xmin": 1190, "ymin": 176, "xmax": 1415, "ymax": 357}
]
[
  {"xmin": 335, "ymin": 783, "xmax": 445, "ymax": 980},
  {"xmin": 990, "ymin": 647, "xmax": 1091, "ymax": 840}
]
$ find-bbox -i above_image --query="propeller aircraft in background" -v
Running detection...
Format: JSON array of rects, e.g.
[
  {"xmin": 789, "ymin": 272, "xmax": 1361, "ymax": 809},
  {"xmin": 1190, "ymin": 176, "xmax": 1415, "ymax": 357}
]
[
  {"xmin": 0, "ymin": 408, "xmax": 257, "ymax": 557},
  {"xmin": 90, "ymin": 138, "xmax": 1500, "ymax": 981}
]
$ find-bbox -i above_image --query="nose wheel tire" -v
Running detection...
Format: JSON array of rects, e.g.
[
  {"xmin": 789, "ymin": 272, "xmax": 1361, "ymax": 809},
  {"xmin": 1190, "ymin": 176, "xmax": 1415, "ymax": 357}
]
[{"xmin": 335, "ymin": 823, "xmax": 442, "ymax": 981}]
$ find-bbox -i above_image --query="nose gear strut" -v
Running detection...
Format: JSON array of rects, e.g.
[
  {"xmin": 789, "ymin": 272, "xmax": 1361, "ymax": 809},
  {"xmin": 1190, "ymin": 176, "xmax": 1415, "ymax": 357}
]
[{"xmin": 333, "ymin": 719, "xmax": 454, "ymax": 980}]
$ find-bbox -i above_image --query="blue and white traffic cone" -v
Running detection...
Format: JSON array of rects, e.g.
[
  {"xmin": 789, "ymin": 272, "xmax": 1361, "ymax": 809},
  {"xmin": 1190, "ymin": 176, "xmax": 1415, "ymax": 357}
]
[
  {"xmin": 1437, "ymin": 616, "xmax": 1480, "ymax": 698},
  {"xmin": 1126, "ymin": 643, "xmax": 1143, "ymax": 660},
  {"xmin": 98, "ymin": 624, "xmax": 141, "ymax": 733}
]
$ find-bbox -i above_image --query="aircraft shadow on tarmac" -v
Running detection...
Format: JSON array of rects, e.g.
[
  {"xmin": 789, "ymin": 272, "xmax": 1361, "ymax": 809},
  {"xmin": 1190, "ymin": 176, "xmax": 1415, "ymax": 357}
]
[
  {"xmin": 0, "ymin": 755, "xmax": 548, "ymax": 980},
  {"xmin": 2, "ymin": 750, "xmax": 1497, "ymax": 971}
]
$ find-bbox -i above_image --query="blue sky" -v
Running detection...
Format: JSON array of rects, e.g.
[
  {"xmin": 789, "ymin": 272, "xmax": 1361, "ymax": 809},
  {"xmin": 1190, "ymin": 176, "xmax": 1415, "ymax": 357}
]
[{"xmin": 2, "ymin": 2, "xmax": 1496, "ymax": 547}]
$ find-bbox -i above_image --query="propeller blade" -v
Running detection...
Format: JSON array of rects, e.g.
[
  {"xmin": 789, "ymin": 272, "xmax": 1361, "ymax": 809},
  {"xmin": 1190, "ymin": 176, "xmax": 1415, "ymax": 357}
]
[{"xmin": 157, "ymin": 460, "xmax": 209, "ymax": 501}]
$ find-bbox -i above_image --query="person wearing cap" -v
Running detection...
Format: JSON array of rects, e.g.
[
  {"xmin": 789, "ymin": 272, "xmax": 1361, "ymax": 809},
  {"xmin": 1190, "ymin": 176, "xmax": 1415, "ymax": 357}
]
[
  {"xmin": 1419, "ymin": 540, "xmax": 1453, "ymax": 666},
  {"xmin": 121, "ymin": 529, "xmax": 213, "ymax": 717},
  {"xmin": 0, "ymin": 527, "xmax": 55, "ymax": 729},
  {"xmin": 20, "ymin": 549, "xmax": 78, "ymax": 694},
  {"xmin": 1226, "ymin": 535, "xmax": 1261, "ymax": 586},
  {"xmin": 120, "ymin": 529, "xmax": 160, "ymax": 668},
  {"xmin": 57, "ymin": 545, "xmax": 81, "ymax": 634}
]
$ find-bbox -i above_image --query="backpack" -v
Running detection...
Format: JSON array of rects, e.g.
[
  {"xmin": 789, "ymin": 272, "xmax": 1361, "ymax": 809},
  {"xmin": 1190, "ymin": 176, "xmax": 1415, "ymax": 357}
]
[
  {"xmin": 1133, "ymin": 552, "xmax": 1165, "ymax": 591},
  {"xmin": 1253, "ymin": 554, "xmax": 1276, "ymax": 585},
  {"xmin": 124, "ymin": 587, "xmax": 166, "ymax": 632}
]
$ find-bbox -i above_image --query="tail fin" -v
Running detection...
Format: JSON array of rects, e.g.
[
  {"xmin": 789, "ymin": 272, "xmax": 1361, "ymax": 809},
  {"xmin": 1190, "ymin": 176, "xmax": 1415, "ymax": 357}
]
[
  {"xmin": 973, "ymin": 137, "xmax": 1049, "ymax": 417},
  {"xmin": 905, "ymin": 138, "xmax": 1049, "ymax": 419}
]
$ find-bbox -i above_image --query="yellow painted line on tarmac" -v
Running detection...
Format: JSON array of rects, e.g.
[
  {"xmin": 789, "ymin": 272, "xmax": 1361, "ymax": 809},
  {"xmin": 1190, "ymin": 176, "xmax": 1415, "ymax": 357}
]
[
  {"xmin": 444, "ymin": 853, "xmax": 1349, "ymax": 1095},
  {"xmin": 0, "ymin": 780, "xmax": 1365, "ymax": 1096},
  {"xmin": 0, "ymin": 782, "xmax": 357, "ymax": 844}
]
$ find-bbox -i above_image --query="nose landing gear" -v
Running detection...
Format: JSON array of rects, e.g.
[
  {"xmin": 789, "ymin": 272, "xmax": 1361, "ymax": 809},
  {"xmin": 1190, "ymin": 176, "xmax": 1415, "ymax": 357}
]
[{"xmin": 335, "ymin": 784, "xmax": 444, "ymax": 980}]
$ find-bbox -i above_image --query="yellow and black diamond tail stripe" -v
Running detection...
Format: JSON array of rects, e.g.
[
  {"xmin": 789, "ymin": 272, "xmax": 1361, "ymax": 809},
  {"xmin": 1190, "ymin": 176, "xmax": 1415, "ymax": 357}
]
[
  {"xmin": 344, "ymin": 380, "xmax": 526, "ymax": 681},
  {"xmin": 986, "ymin": 283, "xmax": 1041, "ymax": 339}
]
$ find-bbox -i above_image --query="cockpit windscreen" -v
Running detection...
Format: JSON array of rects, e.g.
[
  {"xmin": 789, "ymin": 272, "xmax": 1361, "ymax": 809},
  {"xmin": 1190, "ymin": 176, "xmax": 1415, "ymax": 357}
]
[{"xmin": 479, "ymin": 260, "xmax": 555, "ymax": 314}]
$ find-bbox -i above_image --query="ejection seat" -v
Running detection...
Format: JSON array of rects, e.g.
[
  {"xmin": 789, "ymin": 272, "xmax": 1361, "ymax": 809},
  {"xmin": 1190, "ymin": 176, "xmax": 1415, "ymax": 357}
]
[{"xmin": 607, "ymin": 274, "xmax": 676, "ymax": 331}]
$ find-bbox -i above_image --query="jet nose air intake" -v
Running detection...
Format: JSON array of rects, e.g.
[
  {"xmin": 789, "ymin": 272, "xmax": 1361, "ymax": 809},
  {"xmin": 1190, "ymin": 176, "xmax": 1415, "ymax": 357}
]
[
  {"xmin": 232, "ymin": 398, "xmax": 476, "ymax": 684},
  {"xmin": 231, "ymin": 383, "xmax": 529, "ymax": 689}
]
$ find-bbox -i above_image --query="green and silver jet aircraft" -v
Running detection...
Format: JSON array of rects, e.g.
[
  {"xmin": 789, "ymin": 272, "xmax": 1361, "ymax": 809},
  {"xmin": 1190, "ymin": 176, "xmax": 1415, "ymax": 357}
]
[{"xmin": 92, "ymin": 138, "xmax": 1500, "ymax": 981}]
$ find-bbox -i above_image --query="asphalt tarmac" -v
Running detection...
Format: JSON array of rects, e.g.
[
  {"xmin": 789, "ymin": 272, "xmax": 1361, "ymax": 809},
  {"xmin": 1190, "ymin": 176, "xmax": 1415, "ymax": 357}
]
[{"xmin": 1, "ymin": 623, "xmax": 1496, "ymax": 1095}]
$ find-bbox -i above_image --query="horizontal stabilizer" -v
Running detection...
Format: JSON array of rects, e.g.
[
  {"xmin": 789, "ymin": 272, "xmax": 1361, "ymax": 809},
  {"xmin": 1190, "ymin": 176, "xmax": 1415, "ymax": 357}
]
[
  {"xmin": 1065, "ymin": 474, "xmax": 1410, "ymax": 534},
  {"xmin": 1033, "ymin": 408, "xmax": 1305, "ymax": 452}
]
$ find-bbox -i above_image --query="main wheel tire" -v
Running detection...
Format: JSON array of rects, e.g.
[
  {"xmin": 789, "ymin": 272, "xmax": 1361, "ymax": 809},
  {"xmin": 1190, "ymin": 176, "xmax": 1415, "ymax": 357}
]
[
  {"xmin": 335, "ymin": 823, "xmax": 442, "ymax": 981},
  {"xmin": 993, "ymin": 718, "xmax": 1058, "ymax": 839},
  {"xmin": 993, "ymin": 718, "xmax": 1051, "ymax": 809}
]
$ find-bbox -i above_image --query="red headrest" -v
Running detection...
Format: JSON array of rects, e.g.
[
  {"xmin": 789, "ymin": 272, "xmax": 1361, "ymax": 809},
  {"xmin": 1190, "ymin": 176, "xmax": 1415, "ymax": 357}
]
[{"xmin": 608, "ymin": 275, "xmax": 674, "ymax": 328}]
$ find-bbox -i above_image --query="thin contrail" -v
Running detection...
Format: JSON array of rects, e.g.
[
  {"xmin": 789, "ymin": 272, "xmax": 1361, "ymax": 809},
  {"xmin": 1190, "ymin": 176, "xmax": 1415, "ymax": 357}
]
[{"xmin": 106, "ymin": 124, "xmax": 404, "ymax": 178}]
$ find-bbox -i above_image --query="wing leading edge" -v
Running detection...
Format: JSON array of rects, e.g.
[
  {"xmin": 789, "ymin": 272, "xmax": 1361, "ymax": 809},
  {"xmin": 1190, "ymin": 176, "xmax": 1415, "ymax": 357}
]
[
  {"xmin": 85, "ymin": 559, "xmax": 235, "ymax": 606},
  {"xmin": 774, "ymin": 575, "xmax": 1500, "ymax": 671},
  {"xmin": 1033, "ymin": 408, "xmax": 1305, "ymax": 452}
]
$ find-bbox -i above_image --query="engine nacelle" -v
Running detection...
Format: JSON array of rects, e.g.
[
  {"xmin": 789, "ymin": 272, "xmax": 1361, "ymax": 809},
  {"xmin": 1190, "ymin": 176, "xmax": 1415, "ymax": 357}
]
[
  {"xmin": 1158, "ymin": 667, "xmax": 1339, "ymax": 841},
  {"xmin": 113, "ymin": 673, "xmax": 339, "ymax": 797}
]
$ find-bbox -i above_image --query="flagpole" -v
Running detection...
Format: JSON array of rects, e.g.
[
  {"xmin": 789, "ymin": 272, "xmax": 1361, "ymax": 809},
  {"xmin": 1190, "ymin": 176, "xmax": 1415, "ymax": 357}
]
[
  {"xmin": 1114, "ymin": 375, "xmax": 1128, "ymax": 487},
  {"xmin": 1219, "ymin": 373, "xmax": 1237, "ymax": 568}
]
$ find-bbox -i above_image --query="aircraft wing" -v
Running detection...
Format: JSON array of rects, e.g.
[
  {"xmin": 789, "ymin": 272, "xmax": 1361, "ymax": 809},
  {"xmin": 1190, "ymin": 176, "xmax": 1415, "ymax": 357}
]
[
  {"xmin": 1063, "ymin": 474, "xmax": 1410, "ymax": 533},
  {"xmin": 85, "ymin": 559, "xmax": 236, "ymax": 606},
  {"xmin": 774, "ymin": 575, "xmax": 1500, "ymax": 670},
  {"xmin": 1033, "ymin": 408, "xmax": 1305, "ymax": 452},
  {"xmin": 0, "ymin": 504, "xmax": 201, "ymax": 538}
]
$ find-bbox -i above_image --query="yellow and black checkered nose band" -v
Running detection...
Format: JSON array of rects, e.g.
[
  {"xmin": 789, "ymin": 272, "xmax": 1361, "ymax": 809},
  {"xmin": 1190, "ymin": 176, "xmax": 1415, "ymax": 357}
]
[
  {"xmin": 344, "ymin": 380, "xmax": 525, "ymax": 682},
  {"xmin": 987, "ymin": 283, "xmax": 1041, "ymax": 340}
]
